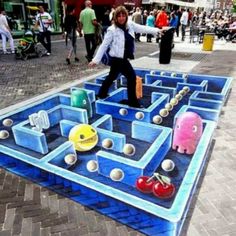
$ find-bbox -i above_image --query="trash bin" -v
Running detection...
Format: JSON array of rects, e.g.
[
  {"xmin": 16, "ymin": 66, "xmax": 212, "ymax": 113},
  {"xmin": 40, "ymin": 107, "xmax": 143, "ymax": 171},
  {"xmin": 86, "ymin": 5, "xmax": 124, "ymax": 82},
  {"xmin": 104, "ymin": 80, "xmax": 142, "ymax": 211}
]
[
  {"xmin": 202, "ymin": 33, "xmax": 215, "ymax": 51},
  {"xmin": 159, "ymin": 27, "xmax": 174, "ymax": 64}
]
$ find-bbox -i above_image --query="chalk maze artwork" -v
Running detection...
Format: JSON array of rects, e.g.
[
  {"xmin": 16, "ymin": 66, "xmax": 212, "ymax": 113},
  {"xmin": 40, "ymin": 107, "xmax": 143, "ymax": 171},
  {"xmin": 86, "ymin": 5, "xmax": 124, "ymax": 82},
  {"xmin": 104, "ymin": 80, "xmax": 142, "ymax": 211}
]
[{"xmin": 0, "ymin": 69, "xmax": 232, "ymax": 236}]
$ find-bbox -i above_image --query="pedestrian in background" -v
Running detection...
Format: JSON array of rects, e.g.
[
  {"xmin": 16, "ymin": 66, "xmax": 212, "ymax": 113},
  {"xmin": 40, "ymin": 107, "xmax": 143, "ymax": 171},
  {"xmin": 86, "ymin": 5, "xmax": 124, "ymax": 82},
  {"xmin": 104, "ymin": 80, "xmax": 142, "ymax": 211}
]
[
  {"xmin": 79, "ymin": 0, "xmax": 98, "ymax": 62},
  {"xmin": 169, "ymin": 11, "xmax": 178, "ymax": 31},
  {"xmin": 132, "ymin": 7, "xmax": 142, "ymax": 42},
  {"xmin": 0, "ymin": 8, "xmax": 15, "ymax": 54},
  {"xmin": 155, "ymin": 7, "xmax": 169, "ymax": 29},
  {"xmin": 146, "ymin": 11, "xmax": 155, "ymax": 42},
  {"xmin": 180, "ymin": 8, "xmax": 188, "ymax": 41},
  {"xmin": 176, "ymin": 9, "xmax": 182, "ymax": 37},
  {"xmin": 89, "ymin": 6, "xmax": 163, "ymax": 108},
  {"xmin": 64, "ymin": 5, "xmax": 80, "ymax": 65},
  {"xmin": 34, "ymin": 5, "xmax": 53, "ymax": 55}
]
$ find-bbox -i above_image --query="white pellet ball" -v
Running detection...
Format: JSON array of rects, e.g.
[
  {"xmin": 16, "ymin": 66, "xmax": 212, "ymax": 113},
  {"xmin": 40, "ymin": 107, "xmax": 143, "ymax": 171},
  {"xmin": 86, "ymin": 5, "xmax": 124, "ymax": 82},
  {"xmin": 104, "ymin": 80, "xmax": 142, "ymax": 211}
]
[
  {"xmin": 0, "ymin": 130, "xmax": 9, "ymax": 139},
  {"xmin": 64, "ymin": 154, "xmax": 77, "ymax": 165},
  {"xmin": 86, "ymin": 160, "xmax": 98, "ymax": 172},
  {"xmin": 123, "ymin": 144, "xmax": 136, "ymax": 156},
  {"xmin": 170, "ymin": 98, "xmax": 178, "ymax": 106},
  {"xmin": 159, "ymin": 108, "xmax": 169, "ymax": 117},
  {"xmin": 102, "ymin": 138, "xmax": 113, "ymax": 149},
  {"xmin": 160, "ymin": 71, "xmax": 165, "ymax": 76},
  {"xmin": 2, "ymin": 118, "xmax": 13, "ymax": 127},
  {"xmin": 152, "ymin": 115, "xmax": 162, "ymax": 124},
  {"xmin": 165, "ymin": 103, "xmax": 173, "ymax": 111},
  {"xmin": 183, "ymin": 86, "xmax": 190, "ymax": 92},
  {"xmin": 110, "ymin": 168, "xmax": 124, "ymax": 181},
  {"xmin": 182, "ymin": 73, "xmax": 188, "ymax": 79},
  {"xmin": 161, "ymin": 159, "xmax": 175, "ymax": 172},
  {"xmin": 150, "ymin": 70, "xmax": 155, "ymax": 75},
  {"xmin": 135, "ymin": 112, "xmax": 144, "ymax": 120},
  {"xmin": 179, "ymin": 90, "xmax": 186, "ymax": 96},
  {"xmin": 171, "ymin": 72, "xmax": 177, "ymax": 77},
  {"xmin": 119, "ymin": 108, "xmax": 128, "ymax": 116},
  {"xmin": 175, "ymin": 94, "xmax": 183, "ymax": 101}
]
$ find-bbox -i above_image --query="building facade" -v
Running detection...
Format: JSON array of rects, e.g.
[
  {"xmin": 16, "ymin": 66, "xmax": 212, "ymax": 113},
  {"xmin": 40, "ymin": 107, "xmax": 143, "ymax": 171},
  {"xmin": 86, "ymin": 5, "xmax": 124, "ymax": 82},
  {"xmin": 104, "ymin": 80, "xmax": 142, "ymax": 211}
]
[{"xmin": 1, "ymin": 0, "xmax": 62, "ymax": 36}]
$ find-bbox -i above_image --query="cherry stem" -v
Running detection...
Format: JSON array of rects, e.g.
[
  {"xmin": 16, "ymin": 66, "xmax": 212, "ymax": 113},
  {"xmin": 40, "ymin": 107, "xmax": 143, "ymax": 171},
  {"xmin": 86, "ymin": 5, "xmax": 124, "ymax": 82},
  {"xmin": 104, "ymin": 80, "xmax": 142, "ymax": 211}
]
[
  {"xmin": 154, "ymin": 173, "xmax": 165, "ymax": 185},
  {"xmin": 147, "ymin": 175, "xmax": 155, "ymax": 183}
]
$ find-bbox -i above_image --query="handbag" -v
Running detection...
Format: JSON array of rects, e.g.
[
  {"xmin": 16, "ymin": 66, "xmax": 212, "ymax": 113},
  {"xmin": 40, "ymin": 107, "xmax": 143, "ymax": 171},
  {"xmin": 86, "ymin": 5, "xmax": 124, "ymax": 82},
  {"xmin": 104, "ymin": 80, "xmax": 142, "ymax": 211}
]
[
  {"xmin": 101, "ymin": 49, "xmax": 112, "ymax": 66},
  {"xmin": 136, "ymin": 76, "xmax": 143, "ymax": 99}
]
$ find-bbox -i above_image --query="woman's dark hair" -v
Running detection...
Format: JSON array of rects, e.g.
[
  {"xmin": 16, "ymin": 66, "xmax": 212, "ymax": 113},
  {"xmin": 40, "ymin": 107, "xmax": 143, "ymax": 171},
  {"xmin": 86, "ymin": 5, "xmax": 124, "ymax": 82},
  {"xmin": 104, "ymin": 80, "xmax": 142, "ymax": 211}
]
[{"xmin": 113, "ymin": 6, "xmax": 128, "ymax": 27}]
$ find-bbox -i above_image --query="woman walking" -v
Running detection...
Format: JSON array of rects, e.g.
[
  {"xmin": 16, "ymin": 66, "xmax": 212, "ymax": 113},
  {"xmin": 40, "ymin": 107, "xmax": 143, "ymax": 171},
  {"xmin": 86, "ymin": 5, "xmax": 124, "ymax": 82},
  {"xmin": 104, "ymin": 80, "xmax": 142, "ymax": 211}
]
[
  {"xmin": 64, "ymin": 5, "xmax": 80, "ymax": 64},
  {"xmin": 0, "ymin": 8, "xmax": 15, "ymax": 54}
]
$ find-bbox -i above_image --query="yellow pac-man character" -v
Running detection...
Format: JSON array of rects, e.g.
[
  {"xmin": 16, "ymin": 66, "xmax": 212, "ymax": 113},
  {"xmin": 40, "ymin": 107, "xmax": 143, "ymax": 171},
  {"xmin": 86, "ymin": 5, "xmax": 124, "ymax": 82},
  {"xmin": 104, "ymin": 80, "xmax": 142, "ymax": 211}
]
[{"xmin": 69, "ymin": 124, "xmax": 98, "ymax": 152}]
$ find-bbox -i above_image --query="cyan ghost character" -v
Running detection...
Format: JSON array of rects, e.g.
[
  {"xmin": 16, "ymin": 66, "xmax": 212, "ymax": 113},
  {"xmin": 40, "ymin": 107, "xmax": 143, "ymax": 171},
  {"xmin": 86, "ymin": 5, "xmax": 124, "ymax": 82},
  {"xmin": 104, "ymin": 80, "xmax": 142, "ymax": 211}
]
[
  {"xmin": 172, "ymin": 112, "xmax": 203, "ymax": 155},
  {"xmin": 71, "ymin": 89, "xmax": 92, "ymax": 118}
]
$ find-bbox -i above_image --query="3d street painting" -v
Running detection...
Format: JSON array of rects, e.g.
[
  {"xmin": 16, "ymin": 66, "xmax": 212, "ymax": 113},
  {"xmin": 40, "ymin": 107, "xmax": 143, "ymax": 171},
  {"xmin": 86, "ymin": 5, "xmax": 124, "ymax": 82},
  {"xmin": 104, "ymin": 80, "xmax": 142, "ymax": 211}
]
[{"xmin": 0, "ymin": 69, "xmax": 232, "ymax": 236}]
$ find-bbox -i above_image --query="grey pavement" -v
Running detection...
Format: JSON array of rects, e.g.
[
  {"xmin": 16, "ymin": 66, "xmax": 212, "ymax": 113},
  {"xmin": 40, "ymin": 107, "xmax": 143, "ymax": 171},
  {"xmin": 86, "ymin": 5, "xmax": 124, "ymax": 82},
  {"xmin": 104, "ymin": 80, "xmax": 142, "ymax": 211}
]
[{"xmin": 0, "ymin": 35, "xmax": 236, "ymax": 236}]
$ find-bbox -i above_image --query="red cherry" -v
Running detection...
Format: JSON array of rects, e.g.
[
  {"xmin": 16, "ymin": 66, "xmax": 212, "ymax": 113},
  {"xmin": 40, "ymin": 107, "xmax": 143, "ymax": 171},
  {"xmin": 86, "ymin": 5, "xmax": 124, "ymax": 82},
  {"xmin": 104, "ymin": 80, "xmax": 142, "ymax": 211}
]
[
  {"xmin": 152, "ymin": 181, "xmax": 175, "ymax": 199},
  {"xmin": 135, "ymin": 176, "xmax": 156, "ymax": 193}
]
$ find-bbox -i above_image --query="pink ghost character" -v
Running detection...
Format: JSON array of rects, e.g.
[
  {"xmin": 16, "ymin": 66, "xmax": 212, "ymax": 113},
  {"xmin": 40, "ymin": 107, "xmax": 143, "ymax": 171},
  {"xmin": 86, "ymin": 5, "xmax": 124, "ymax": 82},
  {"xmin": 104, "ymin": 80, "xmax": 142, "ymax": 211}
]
[{"xmin": 172, "ymin": 112, "xmax": 203, "ymax": 154}]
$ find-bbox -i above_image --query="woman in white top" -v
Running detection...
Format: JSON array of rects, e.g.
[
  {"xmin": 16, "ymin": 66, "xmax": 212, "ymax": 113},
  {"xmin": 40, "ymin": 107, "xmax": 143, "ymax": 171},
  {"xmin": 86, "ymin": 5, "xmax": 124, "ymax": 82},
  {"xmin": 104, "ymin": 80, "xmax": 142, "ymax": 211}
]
[
  {"xmin": 0, "ymin": 9, "xmax": 15, "ymax": 54},
  {"xmin": 89, "ymin": 6, "xmax": 162, "ymax": 108}
]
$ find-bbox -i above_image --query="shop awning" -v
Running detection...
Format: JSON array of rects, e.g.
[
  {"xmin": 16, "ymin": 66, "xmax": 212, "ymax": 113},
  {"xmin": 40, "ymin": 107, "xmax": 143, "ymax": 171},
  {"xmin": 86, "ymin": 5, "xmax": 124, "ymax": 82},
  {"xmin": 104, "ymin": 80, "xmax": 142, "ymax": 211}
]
[
  {"xmin": 26, "ymin": 6, "xmax": 39, "ymax": 11},
  {"xmin": 164, "ymin": 0, "xmax": 197, "ymax": 7},
  {"xmin": 142, "ymin": 0, "xmax": 197, "ymax": 8}
]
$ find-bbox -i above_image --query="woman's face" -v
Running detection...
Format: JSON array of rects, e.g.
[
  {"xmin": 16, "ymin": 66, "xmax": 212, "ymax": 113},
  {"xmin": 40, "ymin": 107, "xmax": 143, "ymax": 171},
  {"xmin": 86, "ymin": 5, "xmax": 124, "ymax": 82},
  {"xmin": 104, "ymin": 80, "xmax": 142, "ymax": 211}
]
[{"xmin": 117, "ymin": 13, "xmax": 127, "ymax": 25}]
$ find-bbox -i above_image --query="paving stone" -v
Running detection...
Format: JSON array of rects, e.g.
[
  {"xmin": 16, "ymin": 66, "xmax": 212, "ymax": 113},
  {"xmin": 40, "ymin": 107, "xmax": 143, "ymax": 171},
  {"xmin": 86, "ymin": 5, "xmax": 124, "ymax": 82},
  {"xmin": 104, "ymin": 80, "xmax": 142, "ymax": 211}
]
[{"xmin": 3, "ymin": 208, "xmax": 15, "ymax": 231}]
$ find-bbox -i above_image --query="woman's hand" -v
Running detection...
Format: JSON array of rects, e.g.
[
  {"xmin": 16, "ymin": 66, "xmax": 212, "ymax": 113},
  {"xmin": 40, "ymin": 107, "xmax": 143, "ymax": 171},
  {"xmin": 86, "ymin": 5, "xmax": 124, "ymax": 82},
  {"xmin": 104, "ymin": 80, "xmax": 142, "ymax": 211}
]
[{"xmin": 88, "ymin": 61, "xmax": 97, "ymax": 67}]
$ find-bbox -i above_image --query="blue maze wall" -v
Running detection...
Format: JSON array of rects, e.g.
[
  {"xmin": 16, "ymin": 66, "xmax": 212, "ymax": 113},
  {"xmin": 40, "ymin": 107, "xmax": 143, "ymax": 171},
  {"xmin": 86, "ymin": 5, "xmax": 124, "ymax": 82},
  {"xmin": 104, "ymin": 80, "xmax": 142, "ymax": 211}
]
[{"xmin": 0, "ymin": 69, "xmax": 233, "ymax": 236}]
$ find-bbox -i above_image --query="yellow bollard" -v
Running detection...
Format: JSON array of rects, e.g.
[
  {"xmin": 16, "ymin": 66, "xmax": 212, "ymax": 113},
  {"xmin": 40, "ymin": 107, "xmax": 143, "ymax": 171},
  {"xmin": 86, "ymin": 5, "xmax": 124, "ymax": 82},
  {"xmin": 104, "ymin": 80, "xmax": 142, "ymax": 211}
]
[{"xmin": 202, "ymin": 33, "xmax": 215, "ymax": 51}]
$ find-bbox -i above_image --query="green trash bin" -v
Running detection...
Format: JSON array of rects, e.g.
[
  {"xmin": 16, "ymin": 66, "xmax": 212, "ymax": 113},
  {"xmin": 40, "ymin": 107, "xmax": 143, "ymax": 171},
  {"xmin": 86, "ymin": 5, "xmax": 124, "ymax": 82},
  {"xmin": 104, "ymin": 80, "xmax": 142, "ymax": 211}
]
[{"xmin": 202, "ymin": 33, "xmax": 215, "ymax": 51}]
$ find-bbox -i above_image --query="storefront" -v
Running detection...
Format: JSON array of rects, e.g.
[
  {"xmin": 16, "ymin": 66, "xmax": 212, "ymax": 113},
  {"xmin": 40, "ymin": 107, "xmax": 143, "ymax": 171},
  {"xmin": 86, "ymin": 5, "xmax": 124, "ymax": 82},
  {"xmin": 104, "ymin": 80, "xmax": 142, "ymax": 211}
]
[{"xmin": 1, "ymin": 0, "xmax": 62, "ymax": 37}]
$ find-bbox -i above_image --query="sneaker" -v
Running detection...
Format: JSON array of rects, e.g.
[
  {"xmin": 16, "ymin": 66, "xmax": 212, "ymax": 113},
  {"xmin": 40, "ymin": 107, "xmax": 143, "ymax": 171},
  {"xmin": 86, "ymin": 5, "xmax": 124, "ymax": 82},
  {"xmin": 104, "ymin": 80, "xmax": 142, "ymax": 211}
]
[
  {"xmin": 46, "ymin": 52, "xmax": 51, "ymax": 56},
  {"xmin": 11, "ymin": 51, "xmax": 15, "ymax": 54},
  {"xmin": 3, "ymin": 51, "xmax": 11, "ymax": 54},
  {"xmin": 66, "ymin": 58, "xmax": 71, "ymax": 65}
]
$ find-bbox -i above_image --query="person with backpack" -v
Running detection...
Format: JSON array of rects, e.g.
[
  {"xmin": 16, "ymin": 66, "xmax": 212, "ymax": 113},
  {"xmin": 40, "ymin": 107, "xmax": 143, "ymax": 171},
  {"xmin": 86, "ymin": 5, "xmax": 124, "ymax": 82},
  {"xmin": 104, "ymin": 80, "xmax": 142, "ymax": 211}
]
[
  {"xmin": 88, "ymin": 6, "xmax": 163, "ymax": 108},
  {"xmin": 63, "ymin": 5, "xmax": 81, "ymax": 65}
]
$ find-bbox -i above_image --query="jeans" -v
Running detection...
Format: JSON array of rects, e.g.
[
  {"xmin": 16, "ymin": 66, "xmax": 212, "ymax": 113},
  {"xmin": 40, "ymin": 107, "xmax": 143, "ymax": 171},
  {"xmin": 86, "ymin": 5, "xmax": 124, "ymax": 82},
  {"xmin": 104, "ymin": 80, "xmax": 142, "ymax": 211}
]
[
  {"xmin": 38, "ymin": 30, "xmax": 51, "ymax": 53},
  {"xmin": 181, "ymin": 24, "xmax": 187, "ymax": 40},
  {"xmin": 0, "ymin": 29, "xmax": 14, "ymax": 53},
  {"xmin": 84, "ymin": 33, "xmax": 96, "ymax": 60}
]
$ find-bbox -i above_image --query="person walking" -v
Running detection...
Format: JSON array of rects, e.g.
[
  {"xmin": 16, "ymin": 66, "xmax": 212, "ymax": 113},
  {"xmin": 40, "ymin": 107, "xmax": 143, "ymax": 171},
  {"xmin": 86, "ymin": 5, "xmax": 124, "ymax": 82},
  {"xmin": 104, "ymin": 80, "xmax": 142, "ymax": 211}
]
[
  {"xmin": 88, "ymin": 6, "xmax": 163, "ymax": 108},
  {"xmin": 155, "ymin": 7, "xmax": 169, "ymax": 29},
  {"xmin": 180, "ymin": 8, "xmax": 188, "ymax": 41},
  {"xmin": 169, "ymin": 11, "xmax": 178, "ymax": 30},
  {"xmin": 34, "ymin": 5, "xmax": 53, "ymax": 55},
  {"xmin": 132, "ymin": 7, "xmax": 142, "ymax": 42},
  {"xmin": 146, "ymin": 11, "xmax": 155, "ymax": 42},
  {"xmin": 176, "ymin": 9, "xmax": 182, "ymax": 37},
  {"xmin": 0, "ymin": 9, "xmax": 15, "ymax": 54},
  {"xmin": 64, "ymin": 5, "xmax": 80, "ymax": 65},
  {"xmin": 79, "ymin": 0, "xmax": 97, "ymax": 62}
]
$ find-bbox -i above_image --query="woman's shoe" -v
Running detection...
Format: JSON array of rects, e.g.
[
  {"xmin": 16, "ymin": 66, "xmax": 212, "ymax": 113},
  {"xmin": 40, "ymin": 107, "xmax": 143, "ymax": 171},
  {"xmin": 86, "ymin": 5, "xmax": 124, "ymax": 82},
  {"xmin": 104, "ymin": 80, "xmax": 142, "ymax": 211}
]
[{"xmin": 66, "ymin": 58, "xmax": 71, "ymax": 65}]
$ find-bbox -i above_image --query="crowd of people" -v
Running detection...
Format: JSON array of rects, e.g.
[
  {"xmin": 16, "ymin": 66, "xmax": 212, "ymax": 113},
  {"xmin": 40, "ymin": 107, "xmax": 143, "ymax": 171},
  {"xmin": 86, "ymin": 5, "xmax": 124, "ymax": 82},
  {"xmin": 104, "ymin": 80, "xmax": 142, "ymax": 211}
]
[{"xmin": 1, "ymin": 1, "xmax": 236, "ymax": 109}]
